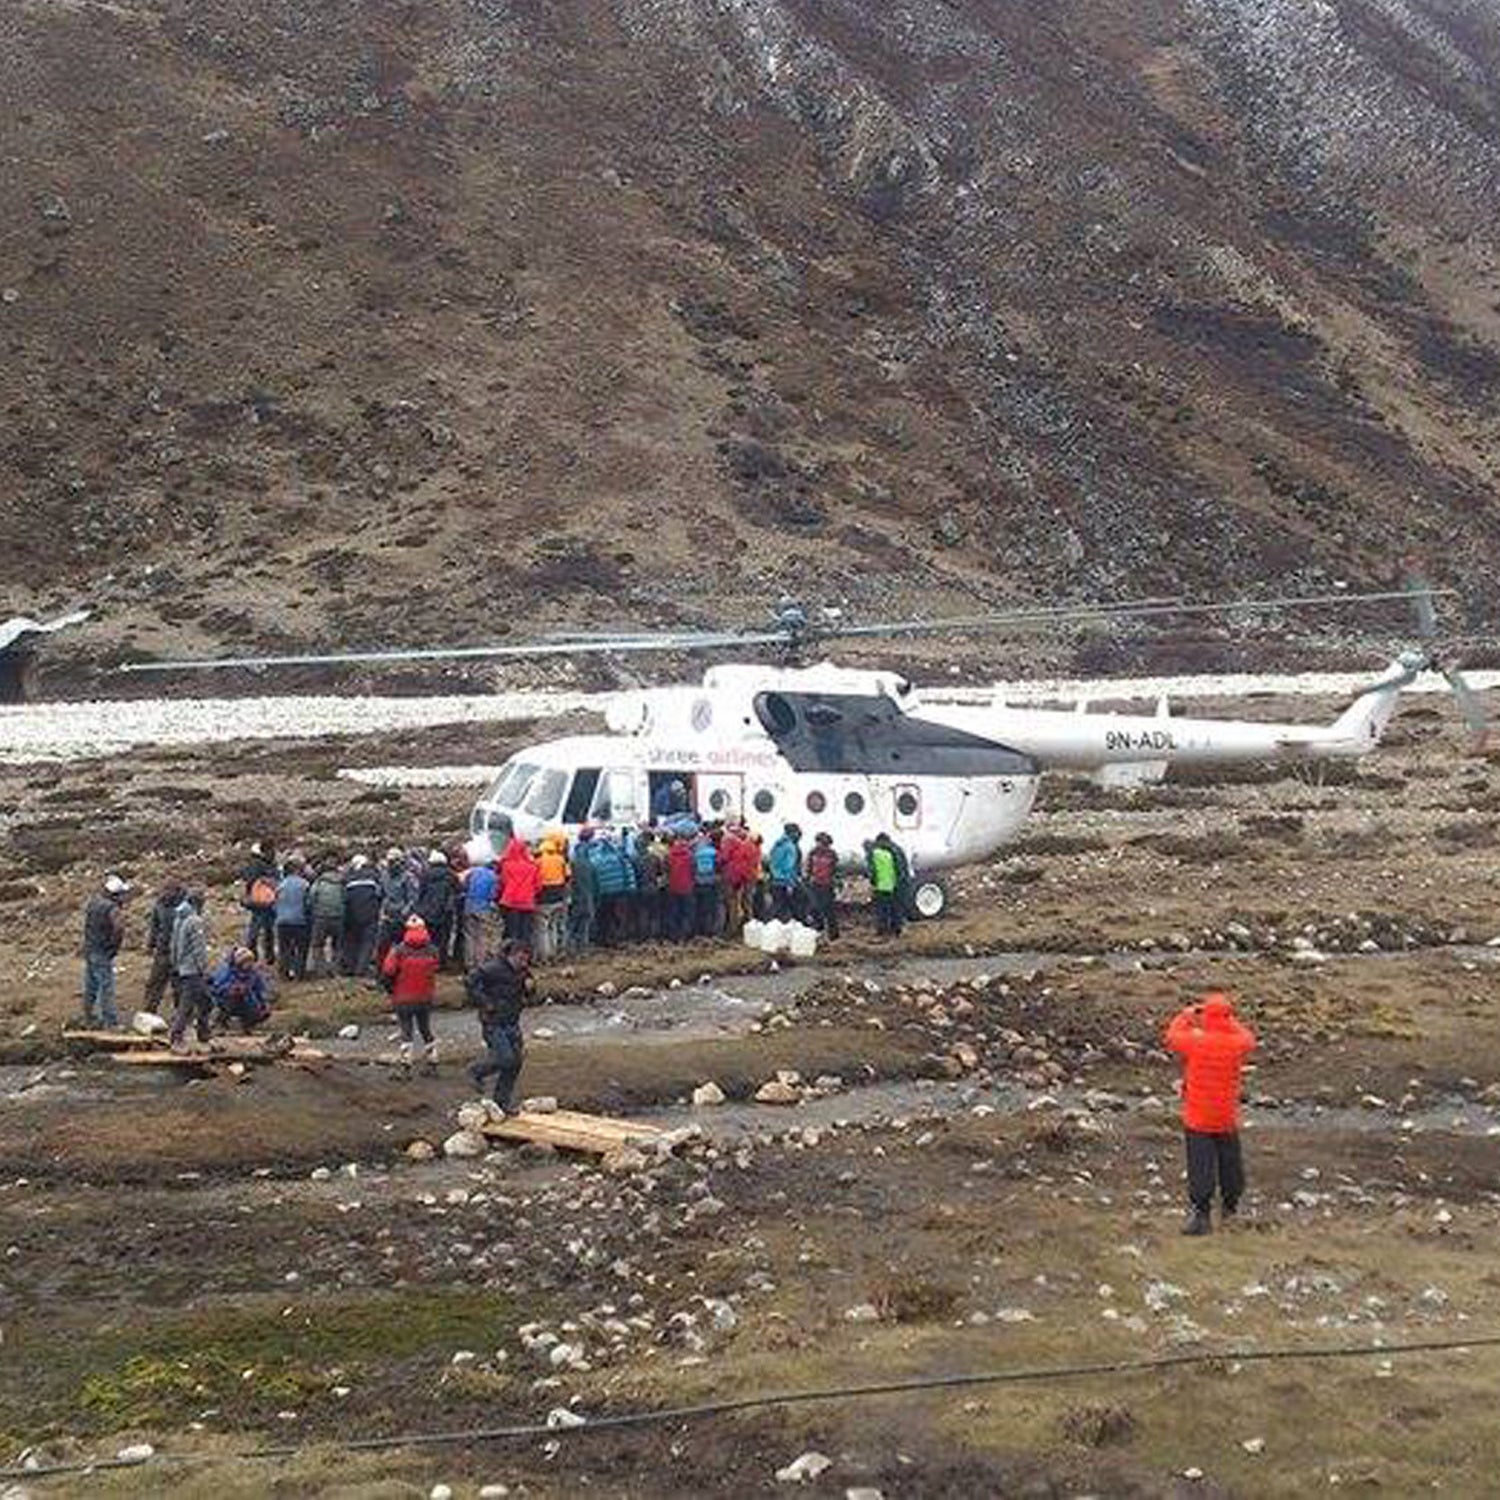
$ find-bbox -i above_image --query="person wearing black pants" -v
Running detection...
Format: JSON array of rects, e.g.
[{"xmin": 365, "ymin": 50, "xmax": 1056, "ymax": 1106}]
[
  {"xmin": 466, "ymin": 943, "xmax": 536, "ymax": 1111},
  {"xmin": 1164, "ymin": 993, "xmax": 1257, "ymax": 1235},
  {"xmin": 1185, "ymin": 1130, "xmax": 1245, "ymax": 1221}
]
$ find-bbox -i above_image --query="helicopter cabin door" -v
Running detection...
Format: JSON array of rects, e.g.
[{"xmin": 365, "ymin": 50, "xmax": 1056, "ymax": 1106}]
[{"xmin": 697, "ymin": 773, "xmax": 745, "ymax": 822}]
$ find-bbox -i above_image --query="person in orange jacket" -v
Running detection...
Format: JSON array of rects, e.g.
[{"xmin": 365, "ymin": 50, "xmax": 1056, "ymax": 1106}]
[
  {"xmin": 1164, "ymin": 991, "xmax": 1257, "ymax": 1236},
  {"xmin": 537, "ymin": 834, "xmax": 570, "ymax": 907}
]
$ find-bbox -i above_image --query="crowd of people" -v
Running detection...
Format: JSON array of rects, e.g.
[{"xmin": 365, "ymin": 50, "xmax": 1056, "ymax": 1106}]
[{"xmin": 77, "ymin": 821, "xmax": 917, "ymax": 1049}]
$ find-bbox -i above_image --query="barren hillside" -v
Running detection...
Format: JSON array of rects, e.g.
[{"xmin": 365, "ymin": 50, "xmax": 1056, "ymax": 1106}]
[{"xmin": 5, "ymin": 0, "xmax": 1500, "ymax": 682}]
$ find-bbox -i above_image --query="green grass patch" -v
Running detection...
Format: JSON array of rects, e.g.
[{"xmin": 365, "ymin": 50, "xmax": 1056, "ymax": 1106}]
[{"xmin": 1, "ymin": 1288, "xmax": 518, "ymax": 1455}]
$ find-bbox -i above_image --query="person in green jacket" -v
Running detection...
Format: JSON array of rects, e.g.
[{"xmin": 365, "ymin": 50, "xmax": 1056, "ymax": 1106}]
[{"xmin": 865, "ymin": 834, "xmax": 903, "ymax": 936}]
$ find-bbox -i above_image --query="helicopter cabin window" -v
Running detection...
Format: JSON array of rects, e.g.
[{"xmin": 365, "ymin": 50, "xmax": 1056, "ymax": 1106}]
[
  {"xmin": 805, "ymin": 790, "xmax": 827, "ymax": 814},
  {"xmin": 563, "ymin": 768, "xmax": 601, "ymax": 825},
  {"xmin": 894, "ymin": 785, "xmax": 921, "ymax": 829},
  {"xmin": 523, "ymin": 768, "xmax": 568, "ymax": 821},
  {"xmin": 753, "ymin": 788, "xmax": 776, "ymax": 814},
  {"xmin": 492, "ymin": 762, "xmax": 541, "ymax": 809},
  {"xmin": 708, "ymin": 788, "xmax": 732, "ymax": 814},
  {"xmin": 844, "ymin": 790, "xmax": 866, "ymax": 815}
]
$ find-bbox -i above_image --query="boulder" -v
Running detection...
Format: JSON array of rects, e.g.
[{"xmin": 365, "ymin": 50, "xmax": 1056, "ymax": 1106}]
[
  {"xmin": 776, "ymin": 1452, "xmax": 833, "ymax": 1484},
  {"xmin": 755, "ymin": 1079, "xmax": 801, "ymax": 1105},
  {"xmin": 442, "ymin": 1130, "xmax": 487, "ymax": 1159},
  {"xmin": 523, "ymin": 1096, "xmax": 560, "ymax": 1114},
  {"xmin": 692, "ymin": 1081, "xmax": 726, "ymax": 1107},
  {"xmin": 405, "ymin": 1139, "xmax": 437, "ymax": 1161},
  {"xmin": 131, "ymin": 1011, "xmax": 168, "ymax": 1037},
  {"xmin": 602, "ymin": 1147, "xmax": 648, "ymax": 1176}
]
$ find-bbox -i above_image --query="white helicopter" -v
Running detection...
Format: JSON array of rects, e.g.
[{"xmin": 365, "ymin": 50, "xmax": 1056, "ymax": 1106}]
[{"xmin": 124, "ymin": 586, "xmax": 1486, "ymax": 918}]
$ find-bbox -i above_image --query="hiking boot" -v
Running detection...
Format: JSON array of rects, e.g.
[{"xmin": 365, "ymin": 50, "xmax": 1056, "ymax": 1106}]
[
  {"xmin": 1181, "ymin": 1209, "xmax": 1212, "ymax": 1237},
  {"xmin": 421, "ymin": 1042, "xmax": 438, "ymax": 1076}
]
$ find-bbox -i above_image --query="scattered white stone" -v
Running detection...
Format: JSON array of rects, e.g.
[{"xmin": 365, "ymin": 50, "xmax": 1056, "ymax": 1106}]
[
  {"xmin": 131, "ymin": 1011, "xmax": 168, "ymax": 1037},
  {"xmin": 451, "ymin": 1350, "xmax": 477, "ymax": 1366},
  {"xmin": 844, "ymin": 1303, "xmax": 880, "ymax": 1323},
  {"xmin": 1242, "ymin": 1437, "xmax": 1265, "ymax": 1455},
  {"xmin": 309, "ymin": 1167, "xmax": 331, "ymax": 1182},
  {"xmin": 524, "ymin": 1096, "xmax": 559, "ymax": 1114},
  {"xmin": 443, "ymin": 1130, "xmax": 487, "ymax": 1159},
  {"xmin": 546, "ymin": 1406, "xmax": 587, "ymax": 1429},
  {"xmin": 405, "ymin": 1140, "xmax": 436, "ymax": 1161},
  {"xmin": 115, "ymin": 1444, "xmax": 155, "ymax": 1465},
  {"xmin": 846, "ymin": 1490, "xmax": 885, "ymax": 1500},
  {"xmin": 776, "ymin": 1451, "xmax": 833, "ymax": 1484},
  {"xmin": 338, "ymin": 1023, "xmax": 361, "ymax": 1040},
  {"xmin": 755, "ymin": 1079, "xmax": 801, "ymax": 1105},
  {"xmin": 479, "ymin": 1487, "xmax": 511, "ymax": 1499},
  {"xmin": 692, "ymin": 1081, "xmax": 727, "ymax": 1107}
]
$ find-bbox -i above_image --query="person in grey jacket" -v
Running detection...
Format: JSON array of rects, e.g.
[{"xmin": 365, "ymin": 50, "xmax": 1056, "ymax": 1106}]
[{"xmin": 169, "ymin": 891, "xmax": 213, "ymax": 1048}]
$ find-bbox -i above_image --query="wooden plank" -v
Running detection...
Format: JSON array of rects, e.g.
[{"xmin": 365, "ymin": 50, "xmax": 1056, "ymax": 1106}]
[
  {"xmin": 480, "ymin": 1110, "xmax": 667, "ymax": 1156},
  {"xmin": 108, "ymin": 1043, "xmax": 328, "ymax": 1068},
  {"xmin": 63, "ymin": 1029, "xmax": 157, "ymax": 1048}
]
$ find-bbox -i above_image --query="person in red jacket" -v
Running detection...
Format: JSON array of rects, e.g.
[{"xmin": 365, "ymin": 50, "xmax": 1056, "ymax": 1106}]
[
  {"xmin": 382, "ymin": 914, "xmax": 442, "ymax": 1074},
  {"xmin": 499, "ymin": 837, "xmax": 542, "ymax": 947},
  {"xmin": 1164, "ymin": 991, "xmax": 1257, "ymax": 1235},
  {"xmin": 665, "ymin": 835, "xmax": 696, "ymax": 942}
]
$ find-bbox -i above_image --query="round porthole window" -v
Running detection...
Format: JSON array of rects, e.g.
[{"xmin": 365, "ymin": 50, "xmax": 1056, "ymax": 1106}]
[
  {"xmin": 806, "ymin": 790, "xmax": 827, "ymax": 814},
  {"xmin": 896, "ymin": 790, "xmax": 919, "ymax": 818},
  {"xmin": 709, "ymin": 789, "xmax": 730, "ymax": 812},
  {"xmin": 844, "ymin": 791, "xmax": 865, "ymax": 815},
  {"xmin": 753, "ymin": 789, "xmax": 776, "ymax": 814}
]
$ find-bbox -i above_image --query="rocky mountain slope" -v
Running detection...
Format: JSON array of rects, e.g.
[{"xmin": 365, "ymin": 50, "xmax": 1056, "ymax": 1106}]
[{"xmin": 4, "ymin": 0, "xmax": 1500, "ymax": 681}]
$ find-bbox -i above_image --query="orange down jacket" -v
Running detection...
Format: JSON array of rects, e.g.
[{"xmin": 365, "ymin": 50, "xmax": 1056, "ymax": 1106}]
[{"xmin": 1164, "ymin": 994, "xmax": 1256, "ymax": 1133}]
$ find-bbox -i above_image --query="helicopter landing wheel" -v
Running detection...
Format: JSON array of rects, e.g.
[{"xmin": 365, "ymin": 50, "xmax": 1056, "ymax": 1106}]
[{"xmin": 910, "ymin": 878, "xmax": 948, "ymax": 921}]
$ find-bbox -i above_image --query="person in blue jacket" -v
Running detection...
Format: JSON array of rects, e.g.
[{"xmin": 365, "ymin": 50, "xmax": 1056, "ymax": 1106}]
[
  {"xmin": 209, "ymin": 947, "xmax": 273, "ymax": 1034},
  {"xmin": 692, "ymin": 833, "xmax": 721, "ymax": 936},
  {"xmin": 766, "ymin": 823, "xmax": 803, "ymax": 921}
]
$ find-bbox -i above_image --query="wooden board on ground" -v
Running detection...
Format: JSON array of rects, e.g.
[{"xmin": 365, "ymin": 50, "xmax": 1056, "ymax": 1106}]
[
  {"xmin": 479, "ymin": 1109, "xmax": 668, "ymax": 1157},
  {"xmin": 108, "ymin": 1041, "xmax": 328, "ymax": 1069},
  {"xmin": 63, "ymin": 1029, "xmax": 158, "ymax": 1049}
]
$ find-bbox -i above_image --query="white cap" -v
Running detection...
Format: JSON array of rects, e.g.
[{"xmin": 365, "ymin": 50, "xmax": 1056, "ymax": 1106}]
[
  {"xmin": 350, "ymin": 854, "xmax": 369, "ymax": 870},
  {"xmin": 104, "ymin": 874, "xmax": 130, "ymax": 895},
  {"xmin": 385, "ymin": 846, "xmax": 404, "ymax": 862},
  {"xmin": 429, "ymin": 849, "xmax": 448, "ymax": 865}
]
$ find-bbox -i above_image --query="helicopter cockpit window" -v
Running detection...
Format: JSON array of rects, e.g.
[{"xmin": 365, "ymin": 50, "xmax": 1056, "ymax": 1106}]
[
  {"xmin": 755, "ymin": 692, "xmax": 797, "ymax": 736},
  {"xmin": 492, "ymin": 761, "xmax": 541, "ymax": 809},
  {"xmin": 523, "ymin": 768, "xmax": 567, "ymax": 821},
  {"xmin": 563, "ymin": 768, "xmax": 601, "ymax": 825}
]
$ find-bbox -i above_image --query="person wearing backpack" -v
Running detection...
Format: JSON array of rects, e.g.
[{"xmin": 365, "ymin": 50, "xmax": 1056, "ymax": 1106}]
[
  {"xmin": 240, "ymin": 842, "xmax": 280, "ymax": 965},
  {"xmin": 692, "ymin": 832, "xmax": 721, "ymax": 937},
  {"xmin": 866, "ymin": 835, "xmax": 902, "ymax": 936},
  {"xmin": 805, "ymin": 832, "xmax": 841, "ymax": 939},
  {"xmin": 341, "ymin": 854, "xmax": 382, "ymax": 976},
  {"xmin": 381, "ymin": 914, "xmax": 441, "ymax": 1075}
]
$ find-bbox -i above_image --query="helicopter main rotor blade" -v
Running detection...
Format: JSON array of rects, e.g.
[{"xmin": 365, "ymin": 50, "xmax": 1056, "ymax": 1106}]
[
  {"xmin": 118, "ymin": 630, "xmax": 794, "ymax": 674},
  {"xmin": 821, "ymin": 587, "xmax": 1455, "ymax": 642}
]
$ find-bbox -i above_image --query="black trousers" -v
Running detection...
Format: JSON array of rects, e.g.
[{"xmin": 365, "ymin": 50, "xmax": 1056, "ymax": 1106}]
[
  {"xmin": 143, "ymin": 950, "xmax": 173, "ymax": 1012},
  {"xmin": 472, "ymin": 1018, "xmax": 524, "ymax": 1109},
  {"xmin": 502, "ymin": 908, "xmax": 535, "ymax": 946},
  {"xmin": 667, "ymin": 892, "xmax": 694, "ymax": 942},
  {"xmin": 694, "ymin": 885, "xmax": 720, "ymax": 937},
  {"xmin": 873, "ymin": 891, "xmax": 900, "ymax": 935},
  {"xmin": 169, "ymin": 974, "xmax": 212, "ymax": 1044},
  {"xmin": 395, "ymin": 1006, "xmax": 434, "ymax": 1046},
  {"xmin": 808, "ymin": 884, "xmax": 839, "ymax": 938},
  {"xmin": 276, "ymin": 922, "xmax": 310, "ymax": 980},
  {"xmin": 245, "ymin": 907, "xmax": 277, "ymax": 963},
  {"xmin": 1185, "ymin": 1129, "xmax": 1245, "ymax": 1213}
]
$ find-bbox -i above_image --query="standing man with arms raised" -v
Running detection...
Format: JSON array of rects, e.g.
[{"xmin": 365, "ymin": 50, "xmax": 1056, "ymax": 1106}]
[{"xmin": 1164, "ymin": 991, "xmax": 1257, "ymax": 1235}]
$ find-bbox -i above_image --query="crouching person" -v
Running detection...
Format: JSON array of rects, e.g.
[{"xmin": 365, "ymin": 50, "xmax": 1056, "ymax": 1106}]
[
  {"xmin": 465, "ymin": 941, "xmax": 535, "ymax": 1113},
  {"xmin": 210, "ymin": 947, "xmax": 273, "ymax": 1034},
  {"xmin": 382, "ymin": 914, "xmax": 441, "ymax": 1076},
  {"xmin": 1164, "ymin": 991, "xmax": 1257, "ymax": 1235}
]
